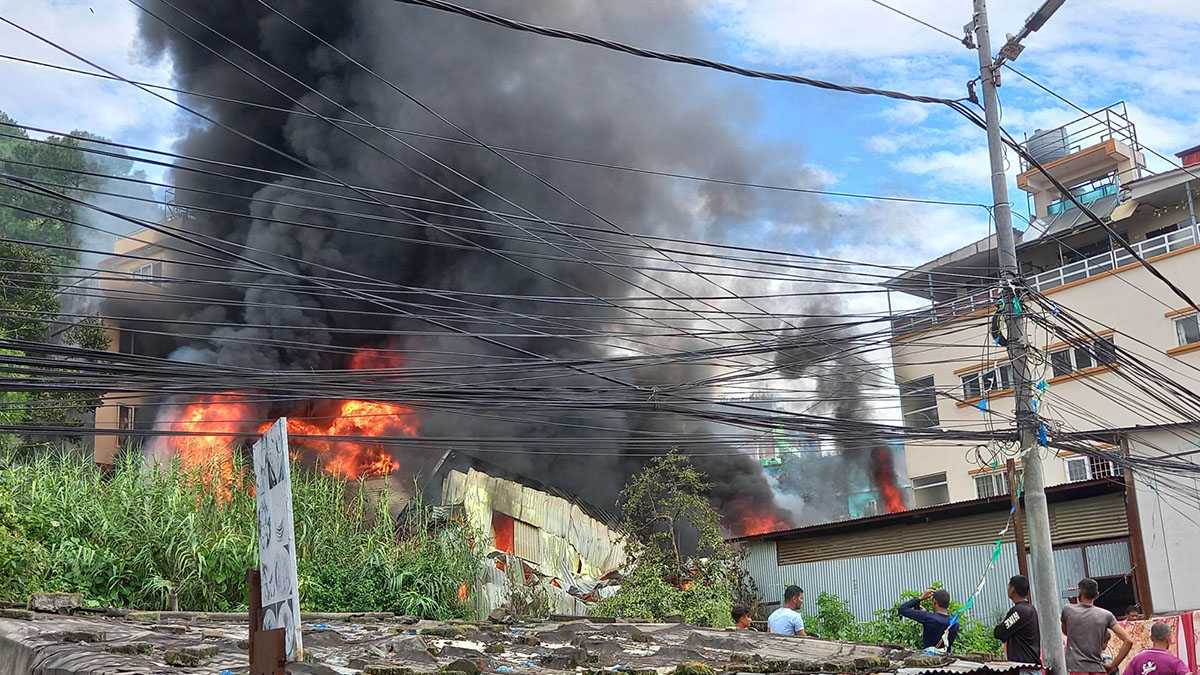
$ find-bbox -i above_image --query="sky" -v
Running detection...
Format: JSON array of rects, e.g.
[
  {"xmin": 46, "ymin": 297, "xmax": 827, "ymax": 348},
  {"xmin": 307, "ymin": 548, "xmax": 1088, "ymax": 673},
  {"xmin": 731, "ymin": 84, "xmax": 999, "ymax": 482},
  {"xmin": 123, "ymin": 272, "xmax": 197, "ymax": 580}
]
[{"xmin": 1, "ymin": 0, "xmax": 1198, "ymax": 296}]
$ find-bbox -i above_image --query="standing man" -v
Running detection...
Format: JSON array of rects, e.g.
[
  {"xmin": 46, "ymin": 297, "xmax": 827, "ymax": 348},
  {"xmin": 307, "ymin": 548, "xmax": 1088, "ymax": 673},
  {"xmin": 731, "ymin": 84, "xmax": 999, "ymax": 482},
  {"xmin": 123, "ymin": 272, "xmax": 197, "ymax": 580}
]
[
  {"xmin": 993, "ymin": 574, "xmax": 1040, "ymax": 666},
  {"xmin": 1123, "ymin": 622, "xmax": 1190, "ymax": 675},
  {"xmin": 899, "ymin": 588, "xmax": 958, "ymax": 651},
  {"xmin": 767, "ymin": 585, "xmax": 806, "ymax": 636},
  {"xmin": 1062, "ymin": 578, "xmax": 1133, "ymax": 675}
]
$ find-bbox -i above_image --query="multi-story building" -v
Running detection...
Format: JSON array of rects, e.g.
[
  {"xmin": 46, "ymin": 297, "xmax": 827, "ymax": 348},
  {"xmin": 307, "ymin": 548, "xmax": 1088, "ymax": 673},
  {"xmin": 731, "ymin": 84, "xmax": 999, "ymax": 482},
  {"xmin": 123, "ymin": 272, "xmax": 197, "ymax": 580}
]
[
  {"xmin": 884, "ymin": 104, "xmax": 1200, "ymax": 613},
  {"xmin": 92, "ymin": 218, "xmax": 184, "ymax": 465}
]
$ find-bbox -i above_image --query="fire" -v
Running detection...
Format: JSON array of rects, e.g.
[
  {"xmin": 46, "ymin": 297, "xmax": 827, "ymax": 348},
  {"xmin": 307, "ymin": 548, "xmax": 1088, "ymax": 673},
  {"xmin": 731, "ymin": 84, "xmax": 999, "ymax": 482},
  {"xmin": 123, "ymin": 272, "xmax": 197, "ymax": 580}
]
[
  {"xmin": 871, "ymin": 446, "xmax": 908, "ymax": 513},
  {"xmin": 159, "ymin": 393, "xmax": 256, "ymax": 499},
  {"xmin": 268, "ymin": 399, "xmax": 418, "ymax": 480},
  {"xmin": 736, "ymin": 509, "xmax": 792, "ymax": 536}
]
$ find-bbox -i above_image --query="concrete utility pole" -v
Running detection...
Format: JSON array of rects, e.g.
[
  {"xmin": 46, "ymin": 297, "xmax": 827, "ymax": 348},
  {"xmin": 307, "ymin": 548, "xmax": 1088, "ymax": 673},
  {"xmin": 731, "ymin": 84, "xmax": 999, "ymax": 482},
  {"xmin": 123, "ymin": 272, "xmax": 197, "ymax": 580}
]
[{"xmin": 970, "ymin": 1, "xmax": 1066, "ymax": 673}]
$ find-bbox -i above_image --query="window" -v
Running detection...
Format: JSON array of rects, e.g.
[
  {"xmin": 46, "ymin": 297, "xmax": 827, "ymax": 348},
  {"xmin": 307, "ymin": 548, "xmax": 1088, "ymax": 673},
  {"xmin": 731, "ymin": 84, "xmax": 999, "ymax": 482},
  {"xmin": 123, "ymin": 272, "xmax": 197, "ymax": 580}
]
[
  {"xmin": 961, "ymin": 363, "xmax": 1013, "ymax": 399},
  {"xmin": 913, "ymin": 472, "xmax": 949, "ymax": 507},
  {"xmin": 974, "ymin": 470, "xmax": 1022, "ymax": 499},
  {"xmin": 131, "ymin": 261, "xmax": 163, "ymax": 285},
  {"xmin": 1065, "ymin": 455, "xmax": 1118, "ymax": 483},
  {"xmin": 117, "ymin": 405, "xmax": 135, "ymax": 448},
  {"xmin": 118, "ymin": 329, "xmax": 136, "ymax": 355},
  {"xmin": 900, "ymin": 376, "xmax": 939, "ymax": 429},
  {"xmin": 1048, "ymin": 337, "xmax": 1116, "ymax": 378},
  {"xmin": 1176, "ymin": 315, "xmax": 1200, "ymax": 347}
]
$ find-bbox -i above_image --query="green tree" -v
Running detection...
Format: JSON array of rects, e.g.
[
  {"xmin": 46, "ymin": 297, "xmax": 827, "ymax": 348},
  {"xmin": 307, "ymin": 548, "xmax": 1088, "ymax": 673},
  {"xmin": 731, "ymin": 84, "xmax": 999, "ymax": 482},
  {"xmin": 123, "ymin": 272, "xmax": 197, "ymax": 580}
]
[
  {"xmin": 595, "ymin": 449, "xmax": 739, "ymax": 626},
  {"xmin": 804, "ymin": 587, "xmax": 1001, "ymax": 654}
]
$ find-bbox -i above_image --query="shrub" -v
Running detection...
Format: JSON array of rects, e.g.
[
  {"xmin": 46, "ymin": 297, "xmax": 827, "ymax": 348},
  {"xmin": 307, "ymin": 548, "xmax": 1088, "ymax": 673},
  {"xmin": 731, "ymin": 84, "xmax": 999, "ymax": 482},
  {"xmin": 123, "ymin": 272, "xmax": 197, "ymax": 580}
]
[
  {"xmin": 0, "ymin": 447, "xmax": 480, "ymax": 616},
  {"xmin": 803, "ymin": 587, "xmax": 1001, "ymax": 654}
]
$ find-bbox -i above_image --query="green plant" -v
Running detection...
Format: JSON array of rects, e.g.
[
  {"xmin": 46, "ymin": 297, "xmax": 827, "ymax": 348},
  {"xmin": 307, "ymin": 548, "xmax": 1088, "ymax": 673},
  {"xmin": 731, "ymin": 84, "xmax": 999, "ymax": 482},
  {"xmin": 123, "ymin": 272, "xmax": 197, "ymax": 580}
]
[
  {"xmin": 0, "ymin": 446, "xmax": 480, "ymax": 616},
  {"xmin": 802, "ymin": 586, "xmax": 1001, "ymax": 654},
  {"xmin": 593, "ymin": 450, "xmax": 737, "ymax": 626}
]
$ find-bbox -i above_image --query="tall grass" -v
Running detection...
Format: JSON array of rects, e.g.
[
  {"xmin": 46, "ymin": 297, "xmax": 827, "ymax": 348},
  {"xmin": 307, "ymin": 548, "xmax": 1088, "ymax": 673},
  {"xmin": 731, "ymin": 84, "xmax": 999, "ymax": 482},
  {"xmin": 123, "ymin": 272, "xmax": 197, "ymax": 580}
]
[{"xmin": 0, "ymin": 447, "xmax": 480, "ymax": 617}]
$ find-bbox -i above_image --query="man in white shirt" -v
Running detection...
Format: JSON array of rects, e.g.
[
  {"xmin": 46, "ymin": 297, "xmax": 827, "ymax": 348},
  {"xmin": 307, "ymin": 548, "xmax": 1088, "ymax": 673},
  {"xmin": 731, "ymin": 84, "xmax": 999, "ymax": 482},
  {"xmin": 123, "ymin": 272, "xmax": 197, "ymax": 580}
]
[{"xmin": 768, "ymin": 585, "xmax": 807, "ymax": 636}]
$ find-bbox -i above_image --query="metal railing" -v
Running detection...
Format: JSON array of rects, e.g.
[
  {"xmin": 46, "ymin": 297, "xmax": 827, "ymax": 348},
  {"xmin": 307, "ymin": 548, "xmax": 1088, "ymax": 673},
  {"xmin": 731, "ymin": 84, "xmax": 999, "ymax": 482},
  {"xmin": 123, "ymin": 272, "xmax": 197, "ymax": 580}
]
[
  {"xmin": 893, "ymin": 227, "xmax": 1199, "ymax": 335},
  {"xmin": 1030, "ymin": 227, "xmax": 1196, "ymax": 291},
  {"xmin": 1018, "ymin": 102, "xmax": 1140, "ymax": 174}
]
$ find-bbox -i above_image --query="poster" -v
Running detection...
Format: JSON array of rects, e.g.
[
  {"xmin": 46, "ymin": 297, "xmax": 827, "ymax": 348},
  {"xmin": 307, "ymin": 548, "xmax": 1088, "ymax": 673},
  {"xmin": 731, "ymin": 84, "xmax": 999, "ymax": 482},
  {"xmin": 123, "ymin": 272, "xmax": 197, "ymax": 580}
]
[{"xmin": 252, "ymin": 418, "xmax": 303, "ymax": 662}]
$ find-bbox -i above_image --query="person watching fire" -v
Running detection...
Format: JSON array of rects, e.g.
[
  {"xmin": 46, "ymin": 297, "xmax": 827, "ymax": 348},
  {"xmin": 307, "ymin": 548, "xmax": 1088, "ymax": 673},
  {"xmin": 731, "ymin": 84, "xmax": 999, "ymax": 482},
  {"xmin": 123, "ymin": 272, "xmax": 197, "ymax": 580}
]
[
  {"xmin": 898, "ymin": 587, "xmax": 958, "ymax": 651},
  {"xmin": 767, "ymin": 585, "xmax": 806, "ymax": 636},
  {"xmin": 731, "ymin": 605, "xmax": 753, "ymax": 630}
]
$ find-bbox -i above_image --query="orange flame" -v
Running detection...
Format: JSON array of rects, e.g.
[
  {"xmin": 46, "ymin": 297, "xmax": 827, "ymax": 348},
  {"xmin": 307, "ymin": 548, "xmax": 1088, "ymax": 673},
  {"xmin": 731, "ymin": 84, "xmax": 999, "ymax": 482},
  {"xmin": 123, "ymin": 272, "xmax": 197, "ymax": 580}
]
[
  {"xmin": 871, "ymin": 446, "xmax": 908, "ymax": 514},
  {"xmin": 160, "ymin": 393, "xmax": 256, "ymax": 500},
  {"xmin": 735, "ymin": 509, "xmax": 791, "ymax": 536},
  {"xmin": 266, "ymin": 399, "xmax": 418, "ymax": 480}
]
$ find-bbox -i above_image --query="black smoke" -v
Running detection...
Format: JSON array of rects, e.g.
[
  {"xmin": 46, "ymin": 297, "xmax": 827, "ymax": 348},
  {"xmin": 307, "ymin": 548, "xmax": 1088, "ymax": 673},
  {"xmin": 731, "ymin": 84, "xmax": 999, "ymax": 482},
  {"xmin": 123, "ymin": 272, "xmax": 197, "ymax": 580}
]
[{"xmin": 125, "ymin": 0, "xmax": 846, "ymax": 532}]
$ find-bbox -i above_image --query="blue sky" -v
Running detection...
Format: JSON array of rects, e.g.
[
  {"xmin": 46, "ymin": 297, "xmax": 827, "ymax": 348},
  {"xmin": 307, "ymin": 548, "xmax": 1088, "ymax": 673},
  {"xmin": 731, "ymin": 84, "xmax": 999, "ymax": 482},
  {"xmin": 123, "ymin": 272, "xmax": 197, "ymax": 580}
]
[{"xmin": 1, "ymin": 0, "xmax": 1198, "ymax": 281}]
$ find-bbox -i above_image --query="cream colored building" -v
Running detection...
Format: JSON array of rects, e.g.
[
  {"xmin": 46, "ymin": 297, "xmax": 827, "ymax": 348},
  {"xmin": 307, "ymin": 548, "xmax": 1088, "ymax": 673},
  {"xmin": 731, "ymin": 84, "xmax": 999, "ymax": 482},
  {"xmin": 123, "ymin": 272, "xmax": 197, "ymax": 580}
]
[
  {"xmin": 92, "ymin": 219, "xmax": 186, "ymax": 465},
  {"xmin": 887, "ymin": 105, "xmax": 1200, "ymax": 614}
]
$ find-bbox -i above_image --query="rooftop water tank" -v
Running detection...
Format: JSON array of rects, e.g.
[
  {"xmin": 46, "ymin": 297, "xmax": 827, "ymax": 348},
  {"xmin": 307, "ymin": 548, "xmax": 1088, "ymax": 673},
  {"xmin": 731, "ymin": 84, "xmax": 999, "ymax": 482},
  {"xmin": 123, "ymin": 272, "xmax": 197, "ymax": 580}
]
[{"xmin": 1026, "ymin": 127, "xmax": 1069, "ymax": 164}]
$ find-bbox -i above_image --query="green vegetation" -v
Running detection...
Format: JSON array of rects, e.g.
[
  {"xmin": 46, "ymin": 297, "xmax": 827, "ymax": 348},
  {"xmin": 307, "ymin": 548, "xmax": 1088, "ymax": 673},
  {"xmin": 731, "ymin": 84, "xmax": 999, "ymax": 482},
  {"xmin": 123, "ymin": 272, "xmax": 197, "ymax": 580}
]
[
  {"xmin": 594, "ymin": 449, "xmax": 738, "ymax": 626},
  {"xmin": 0, "ymin": 448, "xmax": 480, "ymax": 616},
  {"xmin": 803, "ymin": 589, "xmax": 1001, "ymax": 655}
]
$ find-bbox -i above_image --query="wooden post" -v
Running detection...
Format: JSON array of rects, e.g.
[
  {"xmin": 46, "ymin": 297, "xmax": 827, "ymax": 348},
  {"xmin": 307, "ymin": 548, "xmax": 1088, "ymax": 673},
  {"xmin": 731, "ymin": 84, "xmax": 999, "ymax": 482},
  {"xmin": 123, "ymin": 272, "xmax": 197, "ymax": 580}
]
[
  {"xmin": 1008, "ymin": 459, "xmax": 1030, "ymax": 579},
  {"xmin": 247, "ymin": 568, "xmax": 286, "ymax": 675},
  {"xmin": 1120, "ymin": 437, "xmax": 1154, "ymax": 616}
]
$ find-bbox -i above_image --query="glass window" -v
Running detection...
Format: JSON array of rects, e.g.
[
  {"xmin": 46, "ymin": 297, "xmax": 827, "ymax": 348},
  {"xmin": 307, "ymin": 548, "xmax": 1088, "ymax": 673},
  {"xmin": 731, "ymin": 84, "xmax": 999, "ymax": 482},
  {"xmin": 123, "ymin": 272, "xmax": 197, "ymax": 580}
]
[
  {"xmin": 961, "ymin": 374, "xmax": 981, "ymax": 399},
  {"xmin": 1177, "ymin": 315, "xmax": 1200, "ymax": 347},
  {"xmin": 974, "ymin": 474, "xmax": 998, "ymax": 499},
  {"xmin": 900, "ymin": 376, "xmax": 940, "ymax": 428},
  {"xmin": 913, "ymin": 472, "xmax": 950, "ymax": 507},
  {"xmin": 1094, "ymin": 337, "xmax": 1117, "ymax": 365},
  {"xmin": 1074, "ymin": 345, "xmax": 1095, "ymax": 371},
  {"xmin": 980, "ymin": 369, "xmax": 999, "ymax": 392},
  {"xmin": 998, "ymin": 364, "xmax": 1013, "ymax": 389},
  {"xmin": 1065, "ymin": 456, "xmax": 1089, "ymax": 482},
  {"xmin": 1090, "ymin": 456, "xmax": 1117, "ymax": 479},
  {"xmin": 1050, "ymin": 350, "xmax": 1073, "ymax": 378}
]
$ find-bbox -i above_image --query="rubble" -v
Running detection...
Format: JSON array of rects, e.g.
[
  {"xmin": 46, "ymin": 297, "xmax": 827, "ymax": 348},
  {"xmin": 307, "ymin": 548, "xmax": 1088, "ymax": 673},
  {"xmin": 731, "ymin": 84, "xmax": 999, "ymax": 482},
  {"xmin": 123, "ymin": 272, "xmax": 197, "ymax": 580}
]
[
  {"xmin": 27, "ymin": 592, "xmax": 84, "ymax": 613},
  {"xmin": 0, "ymin": 612, "xmax": 1026, "ymax": 675}
]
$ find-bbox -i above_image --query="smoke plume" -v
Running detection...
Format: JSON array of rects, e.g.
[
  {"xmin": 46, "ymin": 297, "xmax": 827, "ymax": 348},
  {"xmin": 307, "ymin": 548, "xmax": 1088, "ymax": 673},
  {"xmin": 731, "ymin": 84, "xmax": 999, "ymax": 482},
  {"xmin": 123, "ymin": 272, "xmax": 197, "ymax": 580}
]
[{"xmin": 125, "ymin": 0, "xmax": 854, "ymax": 532}]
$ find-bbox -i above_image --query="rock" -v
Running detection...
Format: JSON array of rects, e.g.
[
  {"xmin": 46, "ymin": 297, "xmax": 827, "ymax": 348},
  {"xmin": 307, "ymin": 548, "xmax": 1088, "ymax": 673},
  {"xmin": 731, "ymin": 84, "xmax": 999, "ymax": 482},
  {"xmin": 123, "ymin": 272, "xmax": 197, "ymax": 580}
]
[
  {"xmin": 389, "ymin": 634, "xmax": 435, "ymax": 662},
  {"xmin": 125, "ymin": 611, "xmax": 161, "ymax": 622},
  {"xmin": 201, "ymin": 629, "xmax": 225, "ymax": 640},
  {"xmin": 488, "ymin": 608, "xmax": 513, "ymax": 624},
  {"xmin": 903, "ymin": 655, "xmax": 949, "ymax": 668},
  {"xmin": 27, "ymin": 592, "xmax": 84, "ymax": 613},
  {"xmin": 0, "ymin": 609, "xmax": 34, "ymax": 620},
  {"xmin": 237, "ymin": 639, "xmax": 251, "ymax": 650},
  {"xmin": 164, "ymin": 650, "xmax": 201, "ymax": 667},
  {"xmin": 730, "ymin": 652, "xmax": 762, "ymax": 665},
  {"xmin": 661, "ymin": 614, "xmax": 685, "ymax": 624},
  {"xmin": 957, "ymin": 652, "xmax": 994, "ymax": 664},
  {"xmin": 57, "ymin": 629, "xmax": 106, "ymax": 643},
  {"xmin": 365, "ymin": 666, "xmax": 423, "ymax": 675},
  {"xmin": 152, "ymin": 624, "xmax": 188, "ymax": 634},
  {"xmin": 514, "ymin": 634, "xmax": 542, "ymax": 646},
  {"xmin": 441, "ymin": 646, "xmax": 487, "ymax": 660},
  {"xmin": 105, "ymin": 642, "xmax": 155, "ymax": 655},
  {"xmin": 853, "ymin": 656, "xmax": 889, "ymax": 671},
  {"xmin": 484, "ymin": 643, "xmax": 506, "ymax": 654},
  {"xmin": 395, "ymin": 615, "xmax": 422, "ymax": 625},
  {"xmin": 444, "ymin": 658, "xmax": 482, "ymax": 675},
  {"xmin": 820, "ymin": 660, "xmax": 858, "ymax": 673},
  {"xmin": 684, "ymin": 633, "xmax": 754, "ymax": 652},
  {"xmin": 674, "ymin": 662, "xmax": 715, "ymax": 675},
  {"xmin": 542, "ymin": 647, "xmax": 588, "ymax": 670},
  {"xmin": 422, "ymin": 626, "xmax": 463, "ymax": 639},
  {"xmin": 181, "ymin": 644, "xmax": 220, "ymax": 658}
]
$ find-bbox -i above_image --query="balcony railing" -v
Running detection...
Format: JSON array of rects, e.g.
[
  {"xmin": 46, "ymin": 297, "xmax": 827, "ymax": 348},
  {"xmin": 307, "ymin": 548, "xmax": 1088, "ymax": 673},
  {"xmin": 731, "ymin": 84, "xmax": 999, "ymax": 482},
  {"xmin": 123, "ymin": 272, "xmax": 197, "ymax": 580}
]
[
  {"xmin": 1030, "ymin": 227, "xmax": 1196, "ymax": 291},
  {"xmin": 893, "ymin": 226, "xmax": 1198, "ymax": 334}
]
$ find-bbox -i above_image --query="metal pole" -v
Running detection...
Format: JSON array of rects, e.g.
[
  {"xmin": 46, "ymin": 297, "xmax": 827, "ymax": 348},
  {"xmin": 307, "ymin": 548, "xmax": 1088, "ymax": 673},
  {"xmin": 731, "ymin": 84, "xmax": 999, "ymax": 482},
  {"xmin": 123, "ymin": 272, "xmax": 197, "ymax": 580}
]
[
  {"xmin": 1007, "ymin": 458, "xmax": 1029, "ymax": 578},
  {"xmin": 972, "ymin": 2, "xmax": 1066, "ymax": 672}
]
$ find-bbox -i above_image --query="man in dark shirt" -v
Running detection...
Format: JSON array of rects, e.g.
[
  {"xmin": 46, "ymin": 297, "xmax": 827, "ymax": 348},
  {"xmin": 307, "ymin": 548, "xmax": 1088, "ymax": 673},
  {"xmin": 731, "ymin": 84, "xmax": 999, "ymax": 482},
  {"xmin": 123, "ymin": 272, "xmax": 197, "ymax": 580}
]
[
  {"xmin": 899, "ymin": 588, "xmax": 958, "ymax": 651},
  {"xmin": 994, "ymin": 574, "xmax": 1041, "ymax": 666}
]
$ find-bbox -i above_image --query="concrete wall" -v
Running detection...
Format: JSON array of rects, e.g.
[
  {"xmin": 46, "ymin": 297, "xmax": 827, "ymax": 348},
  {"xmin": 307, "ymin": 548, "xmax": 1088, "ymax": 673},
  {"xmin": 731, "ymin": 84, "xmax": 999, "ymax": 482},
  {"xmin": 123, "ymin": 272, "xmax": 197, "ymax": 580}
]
[{"xmin": 1129, "ymin": 428, "xmax": 1200, "ymax": 614}]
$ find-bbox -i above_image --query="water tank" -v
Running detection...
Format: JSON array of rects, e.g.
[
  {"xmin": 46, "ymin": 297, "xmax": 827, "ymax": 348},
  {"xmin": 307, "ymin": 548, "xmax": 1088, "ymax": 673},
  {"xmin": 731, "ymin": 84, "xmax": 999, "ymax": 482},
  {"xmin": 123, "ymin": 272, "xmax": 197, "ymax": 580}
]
[{"xmin": 1026, "ymin": 127, "xmax": 1069, "ymax": 164}]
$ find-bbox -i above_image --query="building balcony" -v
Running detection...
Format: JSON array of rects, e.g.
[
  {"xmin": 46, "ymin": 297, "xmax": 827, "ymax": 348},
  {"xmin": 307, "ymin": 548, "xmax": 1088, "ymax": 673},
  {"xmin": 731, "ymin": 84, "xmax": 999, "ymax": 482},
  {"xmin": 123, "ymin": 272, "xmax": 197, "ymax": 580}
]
[{"xmin": 891, "ymin": 226, "xmax": 1199, "ymax": 336}]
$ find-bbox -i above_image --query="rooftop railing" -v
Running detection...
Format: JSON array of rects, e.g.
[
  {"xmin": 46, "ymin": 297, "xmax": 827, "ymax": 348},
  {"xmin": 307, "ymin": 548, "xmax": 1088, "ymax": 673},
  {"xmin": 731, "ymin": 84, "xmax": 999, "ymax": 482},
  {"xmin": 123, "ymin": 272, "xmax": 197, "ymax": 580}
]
[{"xmin": 893, "ymin": 226, "xmax": 1198, "ymax": 335}]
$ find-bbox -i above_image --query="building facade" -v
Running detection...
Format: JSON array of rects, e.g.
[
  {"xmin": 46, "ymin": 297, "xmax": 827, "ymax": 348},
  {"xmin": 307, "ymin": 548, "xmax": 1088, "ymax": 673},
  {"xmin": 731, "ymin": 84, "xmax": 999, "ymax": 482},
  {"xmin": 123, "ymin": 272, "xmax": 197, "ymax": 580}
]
[{"xmin": 884, "ymin": 105, "xmax": 1200, "ymax": 614}]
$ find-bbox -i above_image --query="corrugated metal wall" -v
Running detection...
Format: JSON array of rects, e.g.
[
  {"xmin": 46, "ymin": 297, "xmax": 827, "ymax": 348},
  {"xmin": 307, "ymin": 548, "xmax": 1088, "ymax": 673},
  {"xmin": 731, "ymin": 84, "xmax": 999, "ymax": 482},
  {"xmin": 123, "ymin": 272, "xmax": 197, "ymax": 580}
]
[
  {"xmin": 514, "ymin": 519, "xmax": 541, "ymax": 563},
  {"xmin": 777, "ymin": 493, "xmax": 1128, "ymax": 566},
  {"xmin": 743, "ymin": 538, "xmax": 1132, "ymax": 623}
]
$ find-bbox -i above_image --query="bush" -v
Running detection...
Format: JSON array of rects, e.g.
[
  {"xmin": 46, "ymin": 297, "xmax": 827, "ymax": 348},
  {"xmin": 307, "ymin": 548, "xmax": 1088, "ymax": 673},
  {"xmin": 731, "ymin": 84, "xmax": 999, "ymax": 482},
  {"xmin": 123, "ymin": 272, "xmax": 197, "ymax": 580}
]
[
  {"xmin": 0, "ymin": 447, "xmax": 480, "ymax": 616},
  {"xmin": 803, "ymin": 588, "xmax": 1001, "ymax": 654}
]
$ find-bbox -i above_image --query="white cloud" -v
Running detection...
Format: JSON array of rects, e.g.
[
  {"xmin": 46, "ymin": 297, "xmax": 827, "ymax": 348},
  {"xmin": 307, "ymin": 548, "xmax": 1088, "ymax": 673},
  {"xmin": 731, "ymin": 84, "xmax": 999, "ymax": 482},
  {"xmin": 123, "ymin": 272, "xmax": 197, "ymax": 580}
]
[
  {"xmin": 0, "ymin": 0, "xmax": 177, "ymax": 149},
  {"xmin": 892, "ymin": 148, "xmax": 991, "ymax": 187}
]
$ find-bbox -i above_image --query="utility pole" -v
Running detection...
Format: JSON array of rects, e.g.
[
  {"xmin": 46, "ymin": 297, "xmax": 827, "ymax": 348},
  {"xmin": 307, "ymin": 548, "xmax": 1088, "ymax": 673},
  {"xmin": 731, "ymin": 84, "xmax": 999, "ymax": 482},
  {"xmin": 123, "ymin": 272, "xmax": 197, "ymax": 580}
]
[{"xmin": 971, "ymin": 2, "xmax": 1066, "ymax": 673}]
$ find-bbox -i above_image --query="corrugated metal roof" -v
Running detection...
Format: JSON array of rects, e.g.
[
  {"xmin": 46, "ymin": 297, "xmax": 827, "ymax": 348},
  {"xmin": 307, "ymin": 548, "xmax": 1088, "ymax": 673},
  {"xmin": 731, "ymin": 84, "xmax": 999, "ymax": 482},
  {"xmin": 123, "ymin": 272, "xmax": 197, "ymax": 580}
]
[
  {"xmin": 898, "ymin": 660, "xmax": 1032, "ymax": 675},
  {"xmin": 729, "ymin": 477, "xmax": 1124, "ymax": 544}
]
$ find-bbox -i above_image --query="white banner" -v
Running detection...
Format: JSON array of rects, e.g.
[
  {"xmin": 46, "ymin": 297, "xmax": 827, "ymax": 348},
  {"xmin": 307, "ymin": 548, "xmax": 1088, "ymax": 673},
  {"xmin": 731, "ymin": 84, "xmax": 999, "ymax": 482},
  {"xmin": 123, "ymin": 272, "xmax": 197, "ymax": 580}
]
[{"xmin": 252, "ymin": 418, "xmax": 303, "ymax": 662}]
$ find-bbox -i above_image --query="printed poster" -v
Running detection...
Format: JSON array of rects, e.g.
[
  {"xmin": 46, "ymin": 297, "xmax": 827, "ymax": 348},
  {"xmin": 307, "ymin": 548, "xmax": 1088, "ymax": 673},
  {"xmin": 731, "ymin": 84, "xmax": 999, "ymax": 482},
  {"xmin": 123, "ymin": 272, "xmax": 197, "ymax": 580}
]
[{"xmin": 252, "ymin": 418, "xmax": 303, "ymax": 662}]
